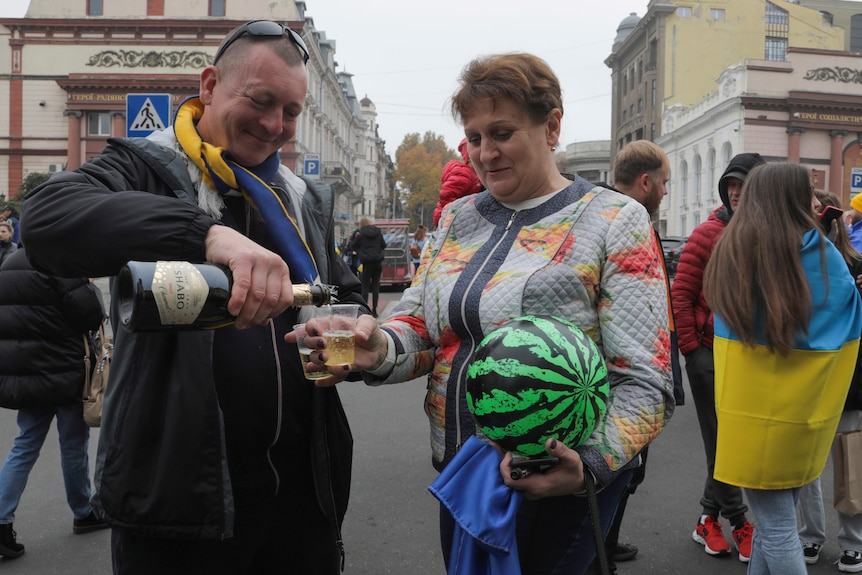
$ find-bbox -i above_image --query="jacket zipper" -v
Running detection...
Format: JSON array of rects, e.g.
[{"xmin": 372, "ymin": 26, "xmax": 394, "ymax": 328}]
[
  {"xmin": 452, "ymin": 209, "xmax": 518, "ymax": 449},
  {"xmin": 243, "ymin": 202, "xmax": 284, "ymax": 494}
]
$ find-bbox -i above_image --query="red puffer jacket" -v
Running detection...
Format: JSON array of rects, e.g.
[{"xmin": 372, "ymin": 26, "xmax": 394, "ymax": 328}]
[{"xmin": 671, "ymin": 206, "xmax": 731, "ymax": 355}]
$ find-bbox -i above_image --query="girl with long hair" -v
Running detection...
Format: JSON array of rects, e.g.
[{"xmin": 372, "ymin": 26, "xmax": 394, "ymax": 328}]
[{"xmin": 704, "ymin": 163, "xmax": 862, "ymax": 574}]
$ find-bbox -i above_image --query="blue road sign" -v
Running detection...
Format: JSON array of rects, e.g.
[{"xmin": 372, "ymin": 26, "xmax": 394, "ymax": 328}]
[
  {"xmin": 126, "ymin": 93, "xmax": 172, "ymax": 137},
  {"xmin": 304, "ymin": 153, "xmax": 321, "ymax": 179}
]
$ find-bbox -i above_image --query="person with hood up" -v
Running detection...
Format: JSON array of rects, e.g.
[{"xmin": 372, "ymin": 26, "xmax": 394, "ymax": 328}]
[
  {"xmin": 349, "ymin": 217, "xmax": 386, "ymax": 317},
  {"xmin": 433, "ymin": 138, "xmax": 483, "ymax": 228},
  {"xmin": 671, "ymin": 152, "xmax": 765, "ymax": 563}
]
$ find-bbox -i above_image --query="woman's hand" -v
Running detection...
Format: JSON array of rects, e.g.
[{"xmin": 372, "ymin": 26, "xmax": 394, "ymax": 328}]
[
  {"xmin": 284, "ymin": 314, "xmax": 389, "ymax": 386},
  {"xmin": 499, "ymin": 438, "xmax": 586, "ymax": 499}
]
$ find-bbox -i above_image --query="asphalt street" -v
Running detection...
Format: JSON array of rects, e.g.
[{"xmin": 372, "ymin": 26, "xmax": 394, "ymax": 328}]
[{"xmin": 0, "ymin": 288, "xmax": 848, "ymax": 574}]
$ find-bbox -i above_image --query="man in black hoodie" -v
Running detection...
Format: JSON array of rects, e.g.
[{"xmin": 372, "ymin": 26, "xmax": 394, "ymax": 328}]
[{"xmin": 672, "ymin": 152, "xmax": 765, "ymax": 564}]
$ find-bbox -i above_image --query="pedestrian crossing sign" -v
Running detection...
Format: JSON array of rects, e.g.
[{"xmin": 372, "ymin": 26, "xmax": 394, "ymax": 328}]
[{"xmin": 126, "ymin": 93, "xmax": 172, "ymax": 137}]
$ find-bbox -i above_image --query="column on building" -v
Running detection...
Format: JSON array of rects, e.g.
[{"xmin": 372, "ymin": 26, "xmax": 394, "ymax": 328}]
[
  {"xmin": 830, "ymin": 130, "xmax": 847, "ymax": 195},
  {"xmin": 111, "ymin": 111, "xmax": 126, "ymax": 138},
  {"xmin": 63, "ymin": 110, "xmax": 84, "ymax": 170},
  {"xmin": 786, "ymin": 126, "xmax": 805, "ymax": 163}
]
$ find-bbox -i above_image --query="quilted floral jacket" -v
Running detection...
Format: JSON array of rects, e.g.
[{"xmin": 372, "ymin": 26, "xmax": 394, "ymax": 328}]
[{"xmin": 368, "ymin": 176, "xmax": 674, "ymax": 487}]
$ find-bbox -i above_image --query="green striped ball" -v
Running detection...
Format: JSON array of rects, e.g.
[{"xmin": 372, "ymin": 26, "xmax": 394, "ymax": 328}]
[{"xmin": 466, "ymin": 315, "xmax": 609, "ymax": 457}]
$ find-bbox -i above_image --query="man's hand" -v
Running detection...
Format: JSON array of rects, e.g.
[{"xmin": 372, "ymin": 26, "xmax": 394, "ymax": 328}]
[{"xmin": 204, "ymin": 225, "xmax": 293, "ymax": 329}]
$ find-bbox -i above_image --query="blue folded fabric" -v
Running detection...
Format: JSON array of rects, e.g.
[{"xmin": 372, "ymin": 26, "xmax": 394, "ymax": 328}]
[{"xmin": 429, "ymin": 435, "xmax": 523, "ymax": 575}]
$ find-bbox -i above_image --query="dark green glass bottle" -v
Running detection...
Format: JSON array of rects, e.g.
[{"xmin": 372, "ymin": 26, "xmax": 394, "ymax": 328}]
[{"xmin": 118, "ymin": 261, "xmax": 331, "ymax": 331}]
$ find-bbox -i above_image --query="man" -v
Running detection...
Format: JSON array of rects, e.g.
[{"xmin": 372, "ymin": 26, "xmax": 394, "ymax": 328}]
[
  {"xmin": 21, "ymin": 21, "xmax": 364, "ymax": 574},
  {"xmin": 672, "ymin": 152, "xmax": 765, "ymax": 563},
  {"xmin": 587, "ymin": 140, "xmax": 683, "ymax": 573}
]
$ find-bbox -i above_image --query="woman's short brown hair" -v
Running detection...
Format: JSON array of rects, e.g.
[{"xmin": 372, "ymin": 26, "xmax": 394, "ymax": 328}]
[{"xmin": 450, "ymin": 53, "xmax": 563, "ymax": 125}]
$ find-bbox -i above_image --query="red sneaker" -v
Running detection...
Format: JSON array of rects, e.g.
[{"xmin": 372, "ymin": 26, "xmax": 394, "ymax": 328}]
[
  {"xmin": 732, "ymin": 521, "xmax": 754, "ymax": 563},
  {"xmin": 692, "ymin": 516, "xmax": 731, "ymax": 557}
]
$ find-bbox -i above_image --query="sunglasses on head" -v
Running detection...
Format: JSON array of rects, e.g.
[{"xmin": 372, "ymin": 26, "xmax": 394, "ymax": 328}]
[{"xmin": 213, "ymin": 20, "xmax": 310, "ymax": 65}]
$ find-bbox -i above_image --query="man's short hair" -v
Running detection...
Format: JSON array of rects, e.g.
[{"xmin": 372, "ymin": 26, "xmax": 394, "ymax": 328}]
[
  {"xmin": 216, "ymin": 27, "xmax": 307, "ymax": 75},
  {"xmin": 614, "ymin": 140, "xmax": 668, "ymax": 186}
]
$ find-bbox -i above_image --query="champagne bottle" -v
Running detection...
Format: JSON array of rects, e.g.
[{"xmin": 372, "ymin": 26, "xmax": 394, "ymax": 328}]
[{"xmin": 118, "ymin": 260, "xmax": 331, "ymax": 332}]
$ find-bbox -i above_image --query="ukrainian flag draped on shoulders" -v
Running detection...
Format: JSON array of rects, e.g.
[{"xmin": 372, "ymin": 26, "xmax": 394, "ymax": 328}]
[{"xmin": 714, "ymin": 229, "xmax": 862, "ymax": 490}]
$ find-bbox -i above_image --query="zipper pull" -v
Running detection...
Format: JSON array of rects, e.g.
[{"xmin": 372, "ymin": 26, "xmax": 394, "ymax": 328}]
[{"xmin": 505, "ymin": 211, "xmax": 518, "ymax": 231}]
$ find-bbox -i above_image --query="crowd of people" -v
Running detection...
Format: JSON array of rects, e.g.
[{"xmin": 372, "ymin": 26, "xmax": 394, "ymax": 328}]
[{"xmin": 0, "ymin": 18, "xmax": 860, "ymax": 575}]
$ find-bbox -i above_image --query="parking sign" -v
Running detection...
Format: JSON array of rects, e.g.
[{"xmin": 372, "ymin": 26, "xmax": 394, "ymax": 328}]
[
  {"xmin": 852, "ymin": 167, "xmax": 862, "ymax": 194},
  {"xmin": 304, "ymin": 153, "xmax": 321, "ymax": 180}
]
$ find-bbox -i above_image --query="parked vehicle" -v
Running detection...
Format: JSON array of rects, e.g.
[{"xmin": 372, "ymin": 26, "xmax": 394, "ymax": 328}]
[{"xmin": 661, "ymin": 236, "xmax": 688, "ymax": 278}]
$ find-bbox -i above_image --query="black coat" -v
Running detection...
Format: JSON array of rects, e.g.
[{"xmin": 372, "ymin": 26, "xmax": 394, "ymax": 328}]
[
  {"xmin": 21, "ymin": 137, "xmax": 361, "ymax": 543},
  {"xmin": 0, "ymin": 248, "xmax": 105, "ymax": 408},
  {"xmin": 349, "ymin": 225, "xmax": 386, "ymax": 265}
]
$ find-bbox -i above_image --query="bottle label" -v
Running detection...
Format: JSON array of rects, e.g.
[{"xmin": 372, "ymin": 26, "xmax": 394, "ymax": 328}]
[{"xmin": 152, "ymin": 261, "xmax": 208, "ymax": 325}]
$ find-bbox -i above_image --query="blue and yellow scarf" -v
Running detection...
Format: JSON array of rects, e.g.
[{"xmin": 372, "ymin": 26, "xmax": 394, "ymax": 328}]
[{"xmin": 174, "ymin": 96, "xmax": 319, "ymax": 284}]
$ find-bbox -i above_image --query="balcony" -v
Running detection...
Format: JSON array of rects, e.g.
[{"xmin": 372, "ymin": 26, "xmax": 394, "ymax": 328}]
[{"xmin": 322, "ymin": 161, "xmax": 352, "ymax": 191}]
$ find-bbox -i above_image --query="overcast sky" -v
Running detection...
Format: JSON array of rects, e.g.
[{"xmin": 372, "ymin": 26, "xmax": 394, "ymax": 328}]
[{"xmin": 0, "ymin": 0, "xmax": 647, "ymax": 153}]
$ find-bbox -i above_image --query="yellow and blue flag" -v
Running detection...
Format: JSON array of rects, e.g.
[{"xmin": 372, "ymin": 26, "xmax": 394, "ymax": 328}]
[{"xmin": 714, "ymin": 229, "xmax": 862, "ymax": 489}]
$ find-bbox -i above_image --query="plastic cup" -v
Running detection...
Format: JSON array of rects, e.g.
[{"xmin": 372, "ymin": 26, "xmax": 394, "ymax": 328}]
[
  {"xmin": 293, "ymin": 323, "xmax": 330, "ymax": 380},
  {"xmin": 324, "ymin": 304, "xmax": 360, "ymax": 367}
]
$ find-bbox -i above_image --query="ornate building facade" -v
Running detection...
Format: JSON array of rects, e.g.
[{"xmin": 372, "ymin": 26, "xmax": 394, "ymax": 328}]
[
  {"xmin": 0, "ymin": 0, "xmax": 391, "ymax": 242},
  {"xmin": 606, "ymin": 0, "xmax": 862, "ymax": 236}
]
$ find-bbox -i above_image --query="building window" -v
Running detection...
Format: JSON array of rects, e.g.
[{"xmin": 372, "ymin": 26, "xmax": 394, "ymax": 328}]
[
  {"xmin": 649, "ymin": 39, "xmax": 658, "ymax": 69},
  {"xmin": 88, "ymin": 112, "xmax": 111, "ymax": 136},
  {"xmin": 637, "ymin": 98, "xmax": 643, "ymax": 114},
  {"xmin": 820, "ymin": 11, "xmax": 833, "ymax": 26},
  {"xmin": 209, "ymin": 0, "xmax": 226, "ymax": 17},
  {"xmin": 147, "ymin": 0, "xmax": 164, "ymax": 15},
  {"xmin": 693, "ymin": 155, "xmax": 702, "ymax": 206},
  {"xmin": 707, "ymin": 148, "xmax": 716, "ymax": 200},
  {"xmin": 710, "ymin": 9, "xmax": 725, "ymax": 20},
  {"xmin": 680, "ymin": 160, "xmax": 688, "ymax": 208},
  {"xmin": 651, "ymin": 79, "xmax": 657, "ymax": 107},
  {"xmin": 765, "ymin": 37, "xmax": 787, "ymax": 61},
  {"xmin": 765, "ymin": 2, "xmax": 789, "ymax": 61},
  {"xmin": 623, "ymin": 72, "xmax": 627, "ymax": 95},
  {"xmin": 677, "ymin": 7, "xmax": 692, "ymax": 17},
  {"xmin": 87, "ymin": 0, "xmax": 103, "ymax": 16},
  {"xmin": 650, "ymin": 123, "xmax": 656, "ymax": 141},
  {"xmin": 722, "ymin": 142, "xmax": 733, "ymax": 172},
  {"xmin": 851, "ymin": 14, "xmax": 862, "ymax": 52}
]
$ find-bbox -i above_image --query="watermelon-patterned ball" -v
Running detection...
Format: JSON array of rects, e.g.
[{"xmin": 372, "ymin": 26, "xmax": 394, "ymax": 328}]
[{"xmin": 465, "ymin": 315, "xmax": 609, "ymax": 458}]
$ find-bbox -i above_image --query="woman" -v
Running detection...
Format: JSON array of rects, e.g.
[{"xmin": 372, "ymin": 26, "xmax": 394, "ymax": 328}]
[
  {"xmin": 704, "ymin": 163, "xmax": 862, "ymax": 574},
  {"xmin": 0, "ymin": 248, "xmax": 108, "ymax": 558},
  {"xmin": 0, "ymin": 221, "xmax": 16, "ymax": 268},
  {"xmin": 410, "ymin": 224, "xmax": 427, "ymax": 272},
  {"xmin": 796, "ymin": 189, "xmax": 862, "ymax": 570},
  {"xmin": 304, "ymin": 53, "xmax": 674, "ymax": 573},
  {"xmin": 349, "ymin": 217, "xmax": 386, "ymax": 317}
]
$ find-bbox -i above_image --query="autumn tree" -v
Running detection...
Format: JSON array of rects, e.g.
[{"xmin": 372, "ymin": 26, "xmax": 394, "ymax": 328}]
[{"xmin": 391, "ymin": 131, "xmax": 456, "ymax": 229}]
